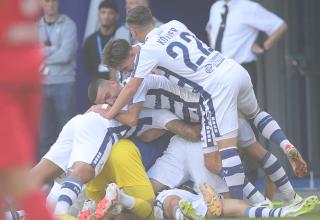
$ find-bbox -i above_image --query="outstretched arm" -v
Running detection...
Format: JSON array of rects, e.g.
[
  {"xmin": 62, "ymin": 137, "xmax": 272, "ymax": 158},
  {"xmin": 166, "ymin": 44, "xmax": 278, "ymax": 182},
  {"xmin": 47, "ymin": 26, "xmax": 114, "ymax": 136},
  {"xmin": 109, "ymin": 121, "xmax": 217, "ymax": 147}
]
[
  {"xmin": 105, "ymin": 77, "xmax": 144, "ymax": 119},
  {"xmin": 91, "ymin": 102, "xmax": 144, "ymax": 127},
  {"xmin": 113, "ymin": 102, "xmax": 143, "ymax": 127}
]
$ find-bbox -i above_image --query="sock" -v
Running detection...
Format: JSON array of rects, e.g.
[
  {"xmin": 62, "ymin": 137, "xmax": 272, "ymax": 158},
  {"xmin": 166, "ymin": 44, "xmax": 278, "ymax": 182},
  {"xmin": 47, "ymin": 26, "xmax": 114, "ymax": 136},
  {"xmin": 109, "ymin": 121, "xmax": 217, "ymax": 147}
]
[
  {"xmin": 120, "ymin": 190, "xmax": 135, "ymax": 209},
  {"xmin": 252, "ymin": 111, "xmax": 291, "ymax": 151},
  {"xmin": 121, "ymin": 185, "xmax": 155, "ymax": 219},
  {"xmin": 245, "ymin": 206, "xmax": 283, "ymax": 218},
  {"xmin": 54, "ymin": 178, "xmax": 82, "ymax": 215},
  {"xmin": 243, "ymin": 178, "xmax": 266, "ymax": 204},
  {"xmin": 20, "ymin": 190, "xmax": 54, "ymax": 220},
  {"xmin": 261, "ymin": 152, "xmax": 296, "ymax": 202},
  {"xmin": 4, "ymin": 211, "xmax": 25, "ymax": 220},
  {"xmin": 219, "ymin": 147, "xmax": 245, "ymax": 199},
  {"xmin": 173, "ymin": 207, "xmax": 184, "ymax": 220},
  {"xmin": 131, "ymin": 197, "xmax": 153, "ymax": 219}
]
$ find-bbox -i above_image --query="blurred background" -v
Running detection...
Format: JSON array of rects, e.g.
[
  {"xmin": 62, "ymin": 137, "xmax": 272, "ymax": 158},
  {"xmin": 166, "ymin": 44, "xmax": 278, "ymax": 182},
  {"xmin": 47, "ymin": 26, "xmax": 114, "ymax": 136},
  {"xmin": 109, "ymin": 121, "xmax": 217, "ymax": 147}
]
[{"xmin": 57, "ymin": 0, "xmax": 319, "ymax": 182}]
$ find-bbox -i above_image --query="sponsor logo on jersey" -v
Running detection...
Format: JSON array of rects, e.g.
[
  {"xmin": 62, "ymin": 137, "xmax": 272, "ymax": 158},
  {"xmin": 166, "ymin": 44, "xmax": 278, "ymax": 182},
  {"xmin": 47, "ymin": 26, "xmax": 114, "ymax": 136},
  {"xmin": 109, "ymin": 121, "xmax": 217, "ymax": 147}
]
[{"xmin": 205, "ymin": 64, "xmax": 214, "ymax": 73}]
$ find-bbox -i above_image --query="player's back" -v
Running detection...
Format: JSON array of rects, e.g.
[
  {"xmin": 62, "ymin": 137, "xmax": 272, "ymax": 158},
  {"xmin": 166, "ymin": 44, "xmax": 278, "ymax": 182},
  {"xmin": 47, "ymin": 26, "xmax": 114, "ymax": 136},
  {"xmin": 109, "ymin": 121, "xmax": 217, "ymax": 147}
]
[
  {"xmin": 134, "ymin": 75, "xmax": 201, "ymax": 122},
  {"xmin": 145, "ymin": 20, "xmax": 231, "ymax": 90}
]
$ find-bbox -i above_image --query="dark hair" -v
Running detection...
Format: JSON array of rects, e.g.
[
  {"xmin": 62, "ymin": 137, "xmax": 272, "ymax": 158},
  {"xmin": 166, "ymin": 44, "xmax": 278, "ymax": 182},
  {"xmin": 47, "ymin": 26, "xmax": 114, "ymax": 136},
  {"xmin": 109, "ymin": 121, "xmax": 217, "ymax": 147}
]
[
  {"xmin": 103, "ymin": 39, "xmax": 131, "ymax": 69},
  {"xmin": 88, "ymin": 78, "xmax": 106, "ymax": 104},
  {"xmin": 126, "ymin": 6, "xmax": 153, "ymax": 27},
  {"xmin": 99, "ymin": 0, "xmax": 118, "ymax": 13}
]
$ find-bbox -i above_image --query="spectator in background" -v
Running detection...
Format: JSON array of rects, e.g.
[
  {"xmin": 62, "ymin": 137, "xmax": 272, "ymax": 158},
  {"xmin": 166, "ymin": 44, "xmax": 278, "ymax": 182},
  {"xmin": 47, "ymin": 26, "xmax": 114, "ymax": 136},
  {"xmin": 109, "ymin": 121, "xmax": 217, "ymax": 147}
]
[
  {"xmin": 0, "ymin": 0, "xmax": 54, "ymax": 219},
  {"xmin": 206, "ymin": 0, "xmax": 287, "ymax": 91},
  {"xmin": 38, "ymin": 0, "xmax": 77, "ymax": 159},
  {"xmin": 83, "ymin": 0, "xmax": 119, "ymax": 80},
  {"xmin": 206, "ymin": 0, "xmax": 288, "ymax": 199},
  {"xmin": 114, "ymin": 0, "xmax": 162, "ymax": 45}
]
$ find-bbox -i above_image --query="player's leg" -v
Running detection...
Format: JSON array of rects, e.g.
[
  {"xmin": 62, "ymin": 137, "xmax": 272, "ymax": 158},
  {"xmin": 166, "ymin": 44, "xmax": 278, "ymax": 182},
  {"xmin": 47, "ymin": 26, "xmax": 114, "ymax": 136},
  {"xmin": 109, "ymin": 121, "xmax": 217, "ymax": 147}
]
[
  {"xmin": 148, "ymin": 136, "xmax": 208, "ymax": 196},
  {"xmin": 154, "ymin": 189, "xmax": 205, "ymax": 220},
  {"xmin": 237, "ymin": 115, "xmax": 300, "ymax": 204},
  {"xmin": 200, "ymin": 83, "xmax": 245, "ymax": 199},
  {"xmin": 54, "ymin": 113, "xmax": 116, "ymax": 217},
  {"xmin": 186, "ymin": 144, "xmax": 207, "ymax": 188},
  {"xmin": 236, "ymin": 63, "xmax": 307, "ymax": 177},
  {"xmin": 200, "ymin": 183, "xmax": 316, "ymax": 218},
  {"xmin": 148, "ymin": 135, "xmax": 189, "ymax": 188},
  {"xmin": 32, "ymin": 113, "xmax": 84, "ymax": 190},
  {"xmin": 203, "ymin": 148, "xmax": 267, "ymax": 204},
  {"xmin": 91, "ymin": 139, "xmax": 155, "ymax": 219},
  {"xmin": 244, "ymin": 142, "xmax": 301, "ymax": 204},
  {"xmin": 264, "ymin": 176, "xmax": 276, "ymax": 200}
]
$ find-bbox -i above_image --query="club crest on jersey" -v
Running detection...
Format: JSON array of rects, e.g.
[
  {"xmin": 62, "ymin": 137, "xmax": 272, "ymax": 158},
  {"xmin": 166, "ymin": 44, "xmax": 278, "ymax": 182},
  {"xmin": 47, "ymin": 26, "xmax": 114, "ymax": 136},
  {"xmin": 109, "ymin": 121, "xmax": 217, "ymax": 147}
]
[{"xmin": 205, "ymin": 64, "xmax": 214, "ymax": 73}]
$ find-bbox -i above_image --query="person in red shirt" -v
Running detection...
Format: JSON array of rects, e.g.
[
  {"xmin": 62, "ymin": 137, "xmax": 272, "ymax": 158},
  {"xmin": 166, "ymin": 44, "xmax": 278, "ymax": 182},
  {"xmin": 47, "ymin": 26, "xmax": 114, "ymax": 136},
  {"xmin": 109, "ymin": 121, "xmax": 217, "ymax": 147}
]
[{"xmin": 0, "ymin": 0, "xmax": 54, "ymax": 219}]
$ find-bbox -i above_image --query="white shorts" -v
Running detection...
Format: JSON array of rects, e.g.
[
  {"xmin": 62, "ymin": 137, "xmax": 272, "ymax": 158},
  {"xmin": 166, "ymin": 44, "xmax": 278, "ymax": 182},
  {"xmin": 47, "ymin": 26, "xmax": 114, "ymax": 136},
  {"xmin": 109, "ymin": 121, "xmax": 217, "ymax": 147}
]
[
  {"xmin": 43, "ymin": 115, "xmax": 81, "ymax": 172},
  {"xmin": 148, "ymin": 136, "xmax": 227, "ymax": 194},
  {"xmin": 201, "ymin": 61, "xmax": 258, "ymax": 148},
  {"xmin": 155, "ymin": 189, "xmax": 207, "ymax": 218},
  {"xmin": 44, "ymin": 112, "xmax": 125, "ymax": 176},
  {"xmin": 148, "ymin": 136, "xmax": 206, "ymax": 189},
  {"xmin": 238, "ymin": 113, "xmax": 256, "ymax": 148},
  {"xmin": 68, "ymin": 112, "xmax": 125, "ymax": 175},
  {"xmin": 44, "ymin": 109, "xmax": 176, "ymax": 178}
]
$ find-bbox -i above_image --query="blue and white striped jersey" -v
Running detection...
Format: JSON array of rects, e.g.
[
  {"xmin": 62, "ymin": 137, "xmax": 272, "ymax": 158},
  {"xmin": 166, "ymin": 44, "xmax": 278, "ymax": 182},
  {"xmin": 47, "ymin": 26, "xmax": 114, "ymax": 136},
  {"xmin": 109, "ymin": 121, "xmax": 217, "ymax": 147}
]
[
  {"xmin": 131, "ymin": 20, "xmax": 235, "ymax": 95},
  {"xmin": 134, "ymin": 74, "xmax": 202, "ymax": 123}
]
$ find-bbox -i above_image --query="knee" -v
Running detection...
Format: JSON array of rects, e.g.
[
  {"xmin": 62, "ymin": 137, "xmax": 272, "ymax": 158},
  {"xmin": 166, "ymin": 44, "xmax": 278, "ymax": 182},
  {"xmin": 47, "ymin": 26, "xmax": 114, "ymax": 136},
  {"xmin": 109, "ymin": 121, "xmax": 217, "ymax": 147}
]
[
  {"xmin": 69, "ymin": 162, "xmax": 95, "ymax": 183},
  {"xmin": 163, "ymin": 196, "xmax": 180, "ymax": 218}
]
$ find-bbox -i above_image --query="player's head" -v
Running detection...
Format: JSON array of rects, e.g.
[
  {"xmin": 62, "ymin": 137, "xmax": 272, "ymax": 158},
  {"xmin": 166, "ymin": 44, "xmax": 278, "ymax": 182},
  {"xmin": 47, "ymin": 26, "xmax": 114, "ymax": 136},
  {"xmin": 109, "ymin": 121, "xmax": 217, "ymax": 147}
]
[
  {"xmin": 103, "ymin": 39, "xmax": 136, "ymax": 75},
  {"xmin": 98, "ymin": 0, "xmax": 118, "ymax": 28},
  {"xmin": 126, "ymin": 6, "xmax": 154, "ymax": 42},
  {"xmin": 41, "ymin": 0, "xmax": 59, "ymax": 17},
  {"xmin": 126, "ymin": 0, "xmax": 149, "ymax": 13},
  {"xmin": 88, "ymin": 78, "xmax": 122, "ymax": 105}
]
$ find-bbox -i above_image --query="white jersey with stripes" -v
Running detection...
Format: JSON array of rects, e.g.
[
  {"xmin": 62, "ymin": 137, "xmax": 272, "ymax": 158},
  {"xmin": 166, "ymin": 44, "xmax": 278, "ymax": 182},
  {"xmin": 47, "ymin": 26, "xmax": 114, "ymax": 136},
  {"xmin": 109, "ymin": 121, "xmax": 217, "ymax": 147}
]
[{"xmin": 132, "ymin": 20, "xmax": 235, "ymax": 94}]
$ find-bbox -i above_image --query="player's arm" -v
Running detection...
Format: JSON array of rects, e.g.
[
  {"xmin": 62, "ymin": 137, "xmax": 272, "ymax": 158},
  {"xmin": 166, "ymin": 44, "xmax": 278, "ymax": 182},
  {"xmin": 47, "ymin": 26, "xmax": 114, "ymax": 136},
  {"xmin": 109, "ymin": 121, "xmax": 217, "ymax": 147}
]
[
  {"xmin": 166, "ymin": 120, "xmax": 201, "ymax": 142},
  {"xmin": 113, "ymin": 102, "xmax": 143, "ymax": 127},
  {"xmin": 93, "ymin": 102, "xmax": 143, "ymax": 127},
  {"xmin": 137, "ymin": 119, "xmax": 201, "ymax": 143},
  {"xmin": 138, "ymin": 128, "xmax": 167, "ymax": 143},
  {"xmin": 104, "ymin": 77, "xmax": 144, "ymax": 119},
  {"xmin": 153, "ymin": 109, "xmax": 202, "ymax": 142}
]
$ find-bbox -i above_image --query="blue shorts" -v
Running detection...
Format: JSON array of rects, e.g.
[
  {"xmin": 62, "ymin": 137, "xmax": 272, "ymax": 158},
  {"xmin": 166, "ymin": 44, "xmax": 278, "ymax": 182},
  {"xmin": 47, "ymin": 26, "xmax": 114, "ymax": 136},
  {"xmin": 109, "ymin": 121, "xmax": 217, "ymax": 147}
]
[{"xmin": 130, "ymin": 132, "xmax": 173, "ymax": 170}]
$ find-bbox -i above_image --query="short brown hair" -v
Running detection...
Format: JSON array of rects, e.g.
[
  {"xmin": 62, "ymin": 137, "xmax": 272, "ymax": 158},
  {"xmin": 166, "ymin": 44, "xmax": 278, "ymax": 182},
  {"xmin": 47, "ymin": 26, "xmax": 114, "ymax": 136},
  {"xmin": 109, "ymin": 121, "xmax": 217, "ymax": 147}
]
[
  {"xmin": 88, "ymin": 78, "xmax": 106, "ymax": 104},
  {"xmin": 103, "ymin": 39, "xmax": 131, "ymax": 69},
  {"xmin": 126, "ymin": 5, "xmax": 153, "ymax": 28}
]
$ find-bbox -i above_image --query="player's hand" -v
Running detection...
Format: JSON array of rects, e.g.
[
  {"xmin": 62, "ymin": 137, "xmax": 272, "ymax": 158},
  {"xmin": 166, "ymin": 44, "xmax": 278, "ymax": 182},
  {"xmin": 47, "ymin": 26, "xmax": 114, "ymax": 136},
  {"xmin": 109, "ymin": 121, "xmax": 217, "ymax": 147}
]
[
  {"xmin": 88, "ymin": 104, "xmax": 114, "ymax": 119},
  {"xmin": 86, "ymin": 104, "xmax": 104, "ymax": 113},
  {"xmin": 95, "ymin": 108, "xmax": 113, "ymax": 119},
  {"xmin": 252, "ymin": 43, "xmax": 265, "ymax": 55}
]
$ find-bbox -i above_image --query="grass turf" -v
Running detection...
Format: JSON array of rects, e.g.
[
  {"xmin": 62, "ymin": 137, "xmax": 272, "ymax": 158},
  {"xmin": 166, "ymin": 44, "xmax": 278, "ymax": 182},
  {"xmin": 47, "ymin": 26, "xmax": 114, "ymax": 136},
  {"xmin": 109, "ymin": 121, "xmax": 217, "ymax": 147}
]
[{"xmin": 217, "ymin": 203, "xmax": 320, "ymax": 220}]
